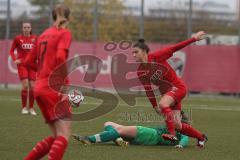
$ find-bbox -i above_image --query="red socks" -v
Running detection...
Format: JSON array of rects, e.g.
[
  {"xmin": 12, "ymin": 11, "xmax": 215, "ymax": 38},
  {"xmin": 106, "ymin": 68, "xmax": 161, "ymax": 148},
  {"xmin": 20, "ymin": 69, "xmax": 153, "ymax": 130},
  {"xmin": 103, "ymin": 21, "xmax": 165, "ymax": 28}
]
[
  {"xmin": 180, "ymin": 123, "xmax": 204, "ymax": 141},
  {"xmin": 29, "ymin": 90, "xmax": 34, "ymax": 108},
  {"xmin": 25, "ymin": 136, "xmax": 68, "ymax": 160},
  {"xmin": 21, "ymin": 89, "xmax": 27, "ymax": 108},
  {"xmin": 21, "ymin": 89, "xmax": 35, "ymax": 108},
  {"xmin": 161, "ymin": 107, "xmax": 176, "ymax": 135},
  {"xmin": 48, "ymin": 136, "xmax": 68, "ymax": 160},
  {"xmin": 24, "ymin": 136, "xmax": 55, "ymax": 160}
]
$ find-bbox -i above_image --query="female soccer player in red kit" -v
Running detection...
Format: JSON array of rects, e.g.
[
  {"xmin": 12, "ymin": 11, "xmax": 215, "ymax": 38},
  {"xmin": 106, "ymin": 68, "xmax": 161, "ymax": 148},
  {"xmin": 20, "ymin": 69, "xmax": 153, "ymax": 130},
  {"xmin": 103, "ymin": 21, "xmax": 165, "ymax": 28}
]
[
  {"xmin": 9, "ymin": 22, "xmax": 37, "ymax": 115},
  {"xmin": 24, "ymin": 4, "xmax": 72, "ymax": 160},
  {"xmin": 132, "ymin": 31, "xmax": 207, "ymax": 147}
]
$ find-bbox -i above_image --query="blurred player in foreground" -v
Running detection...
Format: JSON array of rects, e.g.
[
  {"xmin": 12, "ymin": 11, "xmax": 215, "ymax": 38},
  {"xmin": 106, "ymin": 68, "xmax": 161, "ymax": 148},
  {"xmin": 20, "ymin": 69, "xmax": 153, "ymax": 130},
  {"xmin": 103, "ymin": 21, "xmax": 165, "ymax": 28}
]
[
  {"xmin": 132, "ymin": 31, "xmax": 208, "ymax": 147},
  {"xmin": 24, "ymin": 4, "xmax": 72, "ymax": 160},
  {"xmin": 9, "ymin": 22, "xmax": 37, "ymax": 115},
  {"xmin": 72, "ymin": 121, "xmax": 189, "ymax": 148}
]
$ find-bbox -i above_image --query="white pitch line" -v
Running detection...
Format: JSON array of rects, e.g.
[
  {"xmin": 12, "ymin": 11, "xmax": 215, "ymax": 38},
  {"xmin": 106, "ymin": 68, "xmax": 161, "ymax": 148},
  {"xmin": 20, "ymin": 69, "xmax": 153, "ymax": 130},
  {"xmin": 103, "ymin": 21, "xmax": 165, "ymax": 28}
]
[{"xmin": 1, "ymin": 96, "xmax": 240, "ymax": 112}]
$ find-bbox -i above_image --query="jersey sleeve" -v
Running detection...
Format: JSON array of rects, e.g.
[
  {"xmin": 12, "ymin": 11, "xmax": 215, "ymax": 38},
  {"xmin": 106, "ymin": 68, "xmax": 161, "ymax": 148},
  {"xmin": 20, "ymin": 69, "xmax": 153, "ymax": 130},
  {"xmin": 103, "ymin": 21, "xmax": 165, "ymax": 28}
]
[
  {"xmin": 144, "ymin": 84, "xmax": 158, "ymax": 108},
  {"xmin": 151, "ymin": 37, "xmax": 196, "ymax": 61},
  {"xmin": 178, "ymin": 134, "xmax": 189, "ymax": 148},
  {"xmin": 57, "ymin": 31, "xmax": 72, "ymax": 50},
  {"xmin": 138, "ymin": 74, "xmax": 157, "ymax": 108},
  {"xmin": 9, "ymin": 37, "xmax": 18, "ymax": 61},
  {"xmin": 56, "ymin": 31, "xmax": 72, "ymax": 65}
]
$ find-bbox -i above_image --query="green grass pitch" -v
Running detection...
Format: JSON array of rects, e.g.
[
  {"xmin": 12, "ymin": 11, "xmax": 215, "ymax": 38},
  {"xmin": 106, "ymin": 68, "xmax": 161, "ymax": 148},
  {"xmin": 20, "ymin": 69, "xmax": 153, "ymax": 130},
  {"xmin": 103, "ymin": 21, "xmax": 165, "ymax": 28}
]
[{"xmin": 0, "ymin": 89, "xmax": 240, "ymax": 160}]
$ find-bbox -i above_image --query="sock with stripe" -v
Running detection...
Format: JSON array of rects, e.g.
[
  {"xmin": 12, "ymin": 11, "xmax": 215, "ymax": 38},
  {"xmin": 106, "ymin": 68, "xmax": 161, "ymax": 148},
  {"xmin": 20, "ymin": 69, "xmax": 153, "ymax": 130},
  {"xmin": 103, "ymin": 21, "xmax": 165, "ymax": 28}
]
[
  {"xmin": 29, "ymin": 89, "xmax": 34, "ymax": 108},
  {"xmin": 24, "ymin": 136, "xmax": 55, "ymax": 160},
  {"xmin": 21, "ymin": 89, "xmax": 27, "ymax": 108},
  {"xmin": 88, "ymin": 125, "xmax": 120, "ymax": 143},
  {"xmin": 180, "ymin": 123, "xmax": 204, "ymax": 141},
  {"xmin": 161, "ymin": 107, "xmax": 176, "ymax": 135},
  {"xmin": 48, "ymin": 136, "xmax": 68, "ymax": 160}
]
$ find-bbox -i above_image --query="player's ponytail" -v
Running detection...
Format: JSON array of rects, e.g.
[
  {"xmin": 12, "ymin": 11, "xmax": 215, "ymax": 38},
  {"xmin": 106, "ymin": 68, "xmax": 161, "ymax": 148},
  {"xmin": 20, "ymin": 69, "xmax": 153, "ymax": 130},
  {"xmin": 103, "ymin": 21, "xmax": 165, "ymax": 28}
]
[
  {"xmin": 133, "ymin": 38, "xmax": 150, "ymax": 54},
  {"xmin": 52, "ymin": 4, "xmax": 70, "ymax": 29}
]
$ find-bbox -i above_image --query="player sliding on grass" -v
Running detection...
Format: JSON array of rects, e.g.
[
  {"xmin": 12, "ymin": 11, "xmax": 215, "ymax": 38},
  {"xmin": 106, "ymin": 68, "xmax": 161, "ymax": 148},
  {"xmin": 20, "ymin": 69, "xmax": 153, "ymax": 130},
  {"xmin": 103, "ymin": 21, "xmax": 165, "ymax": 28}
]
[
  {"xmin": 132, "ymin": 31, "xmax": 207, "ymax": 147},
  {"xmin": 73, "ymin": 121, "xmax": 189, "ymax": 148}
]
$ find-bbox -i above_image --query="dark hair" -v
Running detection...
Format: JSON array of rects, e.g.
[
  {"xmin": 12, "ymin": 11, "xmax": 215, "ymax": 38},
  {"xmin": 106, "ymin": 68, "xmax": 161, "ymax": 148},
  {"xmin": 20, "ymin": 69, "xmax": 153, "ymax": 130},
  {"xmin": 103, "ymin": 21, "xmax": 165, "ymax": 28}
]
[{"xmin": 133, "ymin": 38, "xmax": 150, "ymax": 53}]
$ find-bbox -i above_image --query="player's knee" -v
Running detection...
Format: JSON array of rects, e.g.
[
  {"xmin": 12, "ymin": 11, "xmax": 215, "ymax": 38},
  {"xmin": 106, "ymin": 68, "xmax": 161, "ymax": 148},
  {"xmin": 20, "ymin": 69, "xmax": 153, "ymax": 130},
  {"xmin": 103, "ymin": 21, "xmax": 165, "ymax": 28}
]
[
  {"xmin": 22, "ymin": 84, "xmax": 28, "ymax": 90},
  {"xmin": 174, "ymin": 121, "xmax": 182, "ymax": 130},
  {"xmin": 159, "ymin": 101, "xmax": 169, "ymax": 109},
  {"xmin": 114, "ymin": 127, "xmax": 123, "ymax": 135}
]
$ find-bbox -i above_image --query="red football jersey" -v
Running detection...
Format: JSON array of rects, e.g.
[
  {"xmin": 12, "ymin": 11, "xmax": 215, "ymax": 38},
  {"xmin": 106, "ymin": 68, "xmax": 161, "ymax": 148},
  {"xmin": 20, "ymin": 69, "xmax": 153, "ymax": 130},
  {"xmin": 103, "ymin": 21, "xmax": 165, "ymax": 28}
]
[
  {"xmin": 137, "ymin": 38, "xmax": 196, "ymax": 107},
  {"xmin": 35, "ymin": 26, "xmax": 72, "ymax": 86},
  {"xmin": 9, "ymin": 34, "xmax": 37, "ymax": 61}
]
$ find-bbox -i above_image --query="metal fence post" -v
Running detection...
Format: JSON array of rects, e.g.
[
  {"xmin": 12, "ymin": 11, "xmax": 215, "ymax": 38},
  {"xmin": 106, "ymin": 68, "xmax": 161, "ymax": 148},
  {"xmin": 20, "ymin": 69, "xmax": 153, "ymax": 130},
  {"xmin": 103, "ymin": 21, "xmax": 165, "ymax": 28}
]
[
  {"xmin": 49, "ymin": 0, "xmax": 54, "ymax": 27},
  {"xmin": 93, "ymin": 0, "xmax": 98, "ymax": 42},
  {"xmin": 238, "ymin": 0, "xmax": 240, "ymax": 44},
  {"xmin": 140, "ymin": 0, "xmax": 144, "ymax": 38},
  {"xmin": 92, "ymin": 0, "xmax": 98, "ymax": 91},
  {"xmin": 4, "ymin": 0, "xmax": 11, "ymax": 88},
  {"xmin": 187, "ymin": 0, "xmax": 192, "ymax": 38}
]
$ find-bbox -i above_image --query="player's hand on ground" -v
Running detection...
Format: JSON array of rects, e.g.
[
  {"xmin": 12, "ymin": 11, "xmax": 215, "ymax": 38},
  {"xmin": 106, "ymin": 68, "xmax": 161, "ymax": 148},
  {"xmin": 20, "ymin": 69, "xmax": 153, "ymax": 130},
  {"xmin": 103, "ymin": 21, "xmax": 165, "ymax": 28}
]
[
  {"xmin": 14, "ymin": 59, "xmax": 22, "ymax": 64},
  {"xmin": 192, "ymin": 31, "xmax": 207, "ymax": 41},
  {"xmin": 174, "ymin": 144, "xmax": 183, "ymax": 149}
]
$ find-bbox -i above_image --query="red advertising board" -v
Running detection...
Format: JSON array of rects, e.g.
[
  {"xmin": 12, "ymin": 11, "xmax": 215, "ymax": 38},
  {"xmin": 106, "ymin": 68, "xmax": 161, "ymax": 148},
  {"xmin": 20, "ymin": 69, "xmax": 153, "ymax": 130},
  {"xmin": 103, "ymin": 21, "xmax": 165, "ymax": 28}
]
[{"xmin": 1, "ymin": 40, "xmax": 240, "ymax": 93}]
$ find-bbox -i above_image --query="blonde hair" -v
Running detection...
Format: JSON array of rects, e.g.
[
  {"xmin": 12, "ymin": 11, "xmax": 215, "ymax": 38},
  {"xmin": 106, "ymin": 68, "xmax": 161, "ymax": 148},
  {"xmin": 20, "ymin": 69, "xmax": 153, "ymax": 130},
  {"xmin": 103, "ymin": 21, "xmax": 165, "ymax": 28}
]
[{"xmin": 52, "ymin": 4, "xmax": 70, "ymax": 28}]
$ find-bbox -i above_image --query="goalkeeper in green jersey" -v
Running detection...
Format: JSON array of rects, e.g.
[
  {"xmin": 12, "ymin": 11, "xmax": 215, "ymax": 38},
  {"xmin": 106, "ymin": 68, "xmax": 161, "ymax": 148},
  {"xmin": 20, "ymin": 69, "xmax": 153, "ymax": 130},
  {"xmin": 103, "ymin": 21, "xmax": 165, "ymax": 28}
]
[{"xmin": 72, "ymin": 121, "xmax": 189, "ymax": 148}]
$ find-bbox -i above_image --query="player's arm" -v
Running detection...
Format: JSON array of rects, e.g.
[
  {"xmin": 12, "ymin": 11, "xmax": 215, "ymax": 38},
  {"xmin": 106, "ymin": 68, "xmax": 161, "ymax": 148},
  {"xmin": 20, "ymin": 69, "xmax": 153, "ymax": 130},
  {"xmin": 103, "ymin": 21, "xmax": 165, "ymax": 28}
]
[
  {"xmin": 9, "ymin": 37, "xmax": 19, "ymax": 63},
  {"xmin": 175, "ymin": 134, "xmax": 189, "ymax": 148},
  {"xmin": 142, "ymin": 80, "xmax": 158, "ymax": 108},
  {"xmin": 152, "ymin": 31, "xmax": 206, "ymax": 61},
  {"xmin": 53, "ymin": 31, "xmax": 72, "ymax": 93}
]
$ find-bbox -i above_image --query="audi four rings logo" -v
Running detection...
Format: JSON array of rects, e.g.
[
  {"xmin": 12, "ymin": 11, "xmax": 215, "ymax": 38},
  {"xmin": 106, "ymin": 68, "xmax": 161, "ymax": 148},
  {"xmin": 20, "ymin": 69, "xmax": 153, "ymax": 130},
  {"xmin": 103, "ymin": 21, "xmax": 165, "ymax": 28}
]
[{"xmin": 22, "ymin": 44, "xmax": 33, "ymax": 49}]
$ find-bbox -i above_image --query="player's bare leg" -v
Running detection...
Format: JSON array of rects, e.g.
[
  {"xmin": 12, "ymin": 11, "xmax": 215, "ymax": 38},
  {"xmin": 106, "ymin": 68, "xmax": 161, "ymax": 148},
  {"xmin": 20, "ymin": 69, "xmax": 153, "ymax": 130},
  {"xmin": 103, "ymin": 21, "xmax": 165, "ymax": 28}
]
[
  {"xmin": 104, "ymin": 122, "xmax": 137, "ymax": 138},
  {"xmin": 172, "ymin": 110, "xmax": 182, "ymax": 130},
  {"xmin": 21, "ymin": 79, "xmax": 29, "ymax": 114},
  {"xmin": 104, "ymin": 122, "xmax": 136, "ymax": 147},
  {"xmin": 47, "ymin": 120, "xmax": 71, "ymax": 159},
  {"xmin": 48, "ymin": 124, "xmax": 57, "ymax": 138}
]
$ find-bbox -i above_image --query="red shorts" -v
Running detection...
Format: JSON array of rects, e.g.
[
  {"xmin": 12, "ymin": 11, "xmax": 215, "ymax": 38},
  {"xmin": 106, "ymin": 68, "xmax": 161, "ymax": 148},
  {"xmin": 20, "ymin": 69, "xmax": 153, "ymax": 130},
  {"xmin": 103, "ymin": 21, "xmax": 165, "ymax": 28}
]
[
  {"xmin": 165, "ymin": 86, "xmax": 187, "ymax": 110},
  {"xmin": 17, "ymin": 64, "xmax": 36, "ymax": 81},
  {"xmin": 35, "ymin": 86, "xmax": 72, "ymax": 123}
]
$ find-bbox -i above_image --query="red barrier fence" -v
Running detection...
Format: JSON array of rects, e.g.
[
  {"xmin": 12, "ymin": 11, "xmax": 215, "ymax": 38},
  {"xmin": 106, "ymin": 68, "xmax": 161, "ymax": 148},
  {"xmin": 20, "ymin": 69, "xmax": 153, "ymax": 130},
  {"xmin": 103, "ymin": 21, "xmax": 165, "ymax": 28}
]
[{"xmin": 1, "ymin": 40, "xmax": 240, "ymax": 93}]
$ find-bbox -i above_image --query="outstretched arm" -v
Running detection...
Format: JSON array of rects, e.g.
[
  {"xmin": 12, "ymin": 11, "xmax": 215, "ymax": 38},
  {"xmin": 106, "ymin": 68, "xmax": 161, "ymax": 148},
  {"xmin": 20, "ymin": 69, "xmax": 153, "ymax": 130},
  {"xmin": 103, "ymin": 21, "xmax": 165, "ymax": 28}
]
[{"xmin": 152, "ymin": 31, "xmax": 207, "ymax": 61}]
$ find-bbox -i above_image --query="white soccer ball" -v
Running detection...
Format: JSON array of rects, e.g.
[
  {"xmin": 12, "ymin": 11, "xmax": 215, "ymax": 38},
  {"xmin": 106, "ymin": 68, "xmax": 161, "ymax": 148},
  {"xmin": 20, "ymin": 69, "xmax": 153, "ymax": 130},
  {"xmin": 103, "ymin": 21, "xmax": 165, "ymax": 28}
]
[{"xmin": 68, "ymin": 89, "xmax": 84, "ymax": 108}]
